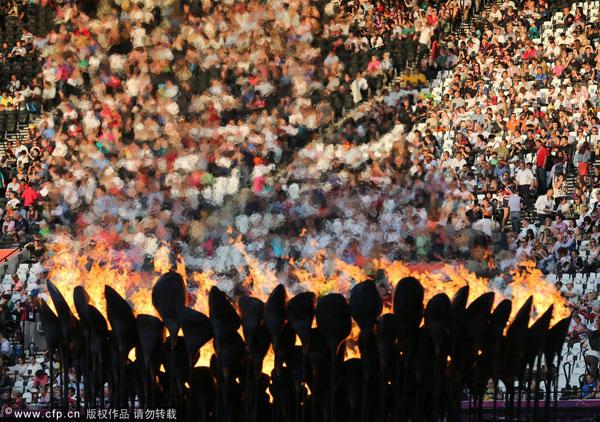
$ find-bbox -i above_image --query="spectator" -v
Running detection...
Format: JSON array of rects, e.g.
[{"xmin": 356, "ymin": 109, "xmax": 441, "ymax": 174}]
[
  {"xmin": 13, "ymin": 214, "xmax": 28, "ymax": 234},
  {"xmin": 536, "ymin": 140, "xmax": 549, "ymax": 195},
  {"xmin": 509, "ymin": 192, "xmax": 522, "ymax": 233},
  {"xmin": 1, "ymin": 295, "xmax": 14, "ymax": 313},
  {"xmin": 575, "ymin": 142, "xmax": 592, "ymax": 177},
  {"xmin": 21, "ymin": 295, "xmax": 38, "ymax": 351},
  {"xmin": 568, "ymin": 314, "xmax": 588, "ymax": 346},
  {"xmin": 10, "ymin": 274, "xmax": 22, "ymax": 293},
  {"xmin": 0, "ymin": 369, "xmax": 11, "ymax": 395},
  {"xmin": 581, "ymin": 374, "xmax": 598, "ymax": 399},
  {"xmin": 10, "ymin": 357, "xmax": 27, "ymax": 377},
  {"xmin": 0, "ymin": 333, "xmax": 11, "ymax": 361},
  {"xmin": 1, "ymin": 216, "xmax": 14, "ymax": 235},
  {"xmin": 32, "ymin": 370, "xmax": 49, "ymax": 390},
  {"xmin": 351, "ymin": 72, "xmax": 369, "ymax": 104},
  {"xmin": 25, "ymin": 239, "xmax": 45, "ymax": 264},
  {"xmin": 515, "ymin": 161, "xmax": 534, "ymax": 209},
  {"xmin": 26, "ymin": 355, "xmax": 42, "ymax": 376},
  {"xmin": 535, "ymin": 190, "xmax": 555, "ymax": 222},
  {"xmin": 586, "ymin": 320, "xmax": 600, "ymax": 378}
]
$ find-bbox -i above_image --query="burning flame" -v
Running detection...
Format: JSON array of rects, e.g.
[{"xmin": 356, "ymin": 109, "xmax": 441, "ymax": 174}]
[
  {"xmin": 45, "ymin": 239, "xmax": 570, "ymax": 374},
  {"xmin": 154, "ymin": 245, "xmax": 171, "ymax": 274},
  {"xmin": 47, "ymin": 243, "xmax": 160, "ymax": 319},
  {"xmin": 235, "ymin": 236, "xmax": 280, "ymax": 299}
]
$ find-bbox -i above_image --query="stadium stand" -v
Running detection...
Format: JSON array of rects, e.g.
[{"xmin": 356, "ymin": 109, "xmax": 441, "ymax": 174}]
[{"xmin": 4, "ymin": 0, "xmax": 600, "ymax": 410}]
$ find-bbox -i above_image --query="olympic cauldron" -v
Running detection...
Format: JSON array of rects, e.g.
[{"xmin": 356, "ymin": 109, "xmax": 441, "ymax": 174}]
[{"xmin": 39, "ymin": 270, "xmax": 571, "ymax": 422}]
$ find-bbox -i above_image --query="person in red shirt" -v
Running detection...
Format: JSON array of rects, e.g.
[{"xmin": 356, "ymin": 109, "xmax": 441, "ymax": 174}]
[
  {"xmin": 21, "ymin": 182, "xmax": 39, "ymax": 221},
  {"xmin": 74, "ymin": 23, "xmax": 91, "ymax": 38},
  {"xmin": 21, "ymin": 183, "xmax": 38, "ymax": 207},
  {"xmin": 535, "ymin": 139, "xmax": 549, "ymax": 195},
  {"xmin": 523, "ymin": 41, "xmax": 537, "ymax": 60},
  {"xmin": 32, "ymin": 370, "xmax": 49, "ymax": 389}
]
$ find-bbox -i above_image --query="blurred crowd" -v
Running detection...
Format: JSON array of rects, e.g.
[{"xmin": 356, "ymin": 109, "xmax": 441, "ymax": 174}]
[
  {"xmin": 0, "ymin": 0, "xmax": 473, "ymax": 410},
  {"xmin": 4, "ymin": 0, "xmax": 474, "ymax": 279},
  {"xmin": 8, "ymin": 0, "xmax": 600, "ymax": 408}
]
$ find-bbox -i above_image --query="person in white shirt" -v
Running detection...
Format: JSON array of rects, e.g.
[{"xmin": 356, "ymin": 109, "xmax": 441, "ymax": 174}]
[
  {"xmin": 14, "ymin": 140, "xmax": 28, "ymax": 157},
  {"xmin": 500, "ymin": 0, "xmax": 516, "ymax": 9},
  {"xmin": 387, "ymin": 83, "xmax": 403, "ymax": 106},
  {"xmin": 417, "ymin": 22, "xmax": 433, "ymax": 65},
  {"xmin": 590, "ymin": 126, "xmax": 600, "ymax": 146},
  {"xmin": 557, "ymin": 32, "xmax": 574, "ymax": 46},
  {"xmin": 350, "ymin": 72, "xmax": 369, "ymax": 104},
  {"xmin": 324, "ymin": 51, "xmax": 339, "ymax": 68},
  {"xmin": 466, "ymin": 39, "xmax": 479, "ymax": 56},
  {"xmin": 535, "ymin": 189, "xmax": 555, "ymax": 221},
  {"xmin": 6, "ymin": 191, "xmax": 20, "ymax": 209},
  {"xmin": 438, "ymin": 151, "xmax": 453, "ymax": 171},
  {"xmin": 449, "ymin": 152, "xmax": 467, "ymax": 173},
  {"xmin": 515, "ymin": 237, "xmax": 534, "ymax": 262},
  {"xmin": 489, "ymin": 5, "xmax": 502, "ymax": 21},
  {"xmin": 10, "ymin": 357, "xmax": 27, "ymax": 377},
  {"xmin": 5, "ymin": 177, "xmax": 19, "ymax": 194},
  {"xmin": 544, "ymin": 39, "xmax": 561, "ymax": 61},
  {"xmin": 27, "ymin": 355, "xmax": 43, "ymax": 375},
  {"xmin": 509, "ymin": 193, "xmax": 522, "ymax": 233},
  {"xmin": 0, "ymin": 333, "xmax": 11, "ymax": 356},
  {"xmin": 515, "ymin": 161, "xmax": 535, "ymax": 208},
  {"xmin": 473, "ymin": 211, "xmax": 493, "ymax": 237},
  {"xmin": 561, "ymin": 282, "xmax": 581, "ymax": 302},
  {"xmin": 519, "ymin": 218, "xmax": 538, "ymax": 239}
]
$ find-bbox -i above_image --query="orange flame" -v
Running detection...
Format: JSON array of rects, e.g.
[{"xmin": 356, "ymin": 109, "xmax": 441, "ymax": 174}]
[
  {"xmin": 154, "ymin": 245, "xmax": 171, "ymax": 274},
  {"xmin": 46, "ymin": 240, "xmax": 569, "ymax": 373},
  {"xmin": 47, "ymin": 243, "xmax": 158, "ymax": 320}
]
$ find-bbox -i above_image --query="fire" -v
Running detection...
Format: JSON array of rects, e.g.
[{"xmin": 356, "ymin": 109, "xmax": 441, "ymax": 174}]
[
  {"xmin": 45, "ymin": 239, "xmax": 569, "ymax": 377},
  {"xmin": 192, "ymin": 270, "xmax": 216, "ymax": 314},
  {"xmin": 176, "ymin": 254, "xmax": 187, "ymax": 285},
  {"xmin": 47, "ymin": 242, "xmax": 158, "ymax": 320},
  {"xmin": 235, "ymin": 237, "xmax": 280, "ymax": 300},
  {"xmin": 344, "ymin": 322, "xmax": 361, "ymax": 361},
  {"xmin": 292, "ymin": 251, "xmax": 355, "ymax": 297},
  {"xmin": 374, "ymin": 258, "xmax": 569, "ymax": 325},
  {"xmin": 508, "ymin": 261, "xmax": 570, "ymax": 326},
  {"xmin": 154, "ymin": 245, "xmax": 171, "ymax": 274},
  {"xmin": 194, "ymin": 340, "xmax": 216, "ymax": 368}
]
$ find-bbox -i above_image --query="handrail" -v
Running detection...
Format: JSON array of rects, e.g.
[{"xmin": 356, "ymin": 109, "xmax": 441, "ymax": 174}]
[{"xmin": 0, "ymin": 247, "xmax": 21, "ymax": 265}]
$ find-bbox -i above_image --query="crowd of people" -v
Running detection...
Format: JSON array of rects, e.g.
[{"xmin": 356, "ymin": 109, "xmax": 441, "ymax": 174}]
[
  {"xmin": 6, "ymin": 0, "xmax": 472, "ymax": 275},
  {"xmin": 0, "ymin": 0, "xmax": 476, "ymax": 410},
  {"xmin": 3, "ymin": 0, "xmax": 600, "ymax": 410}
]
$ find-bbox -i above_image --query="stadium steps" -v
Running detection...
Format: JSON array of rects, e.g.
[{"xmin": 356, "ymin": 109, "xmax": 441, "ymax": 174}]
[
  {"xmin": 459, "ymin": 0, "xmax": 499, "ymax": 34},
  {"xmin": 322, "ymin": 0, "xmax": 502, "ymax": 139},
  {"xmin": 0, "ymin": 126, "xmax": 28, "ymax": 157}
]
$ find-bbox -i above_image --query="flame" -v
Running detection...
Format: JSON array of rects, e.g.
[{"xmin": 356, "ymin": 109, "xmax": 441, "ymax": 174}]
[
  {"xmin": 194, "ymin": 340, "xmax": 215, "ymax": 368},
  {"xmin": 263, "ymin": 345, "xmax": 275, "ymax": 377},
  {"xmin": 508, "ymin": 261, "xmax": 570, "ymax": 326},
  {"xmin": 235, "ymin": 237, "xmax": 280, "ymax": 300},
  {"xmin": 292, "ymin": 251, "xmax": 355, "ymax": 297},
  {"xmin": 47, "ymin": 242, "xmax": 157, "ymax": 320},
  {"xmin": 176, "ymin": 254, "xmax": 187, "ymax": 285},
  {"xmin": 344, "ymin": 322, "xmax": 361, "ymax": 361},
  {"xmin": 46, "ymin": 239, "xmax": 569, "ymax": 376},
  {"xmin": 154, "ymin": 245, "xmax": 171, "ymax": 274},
  {"xmin": 192, "ymin": 270, "xmax": 216, "ymax": 314}
]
